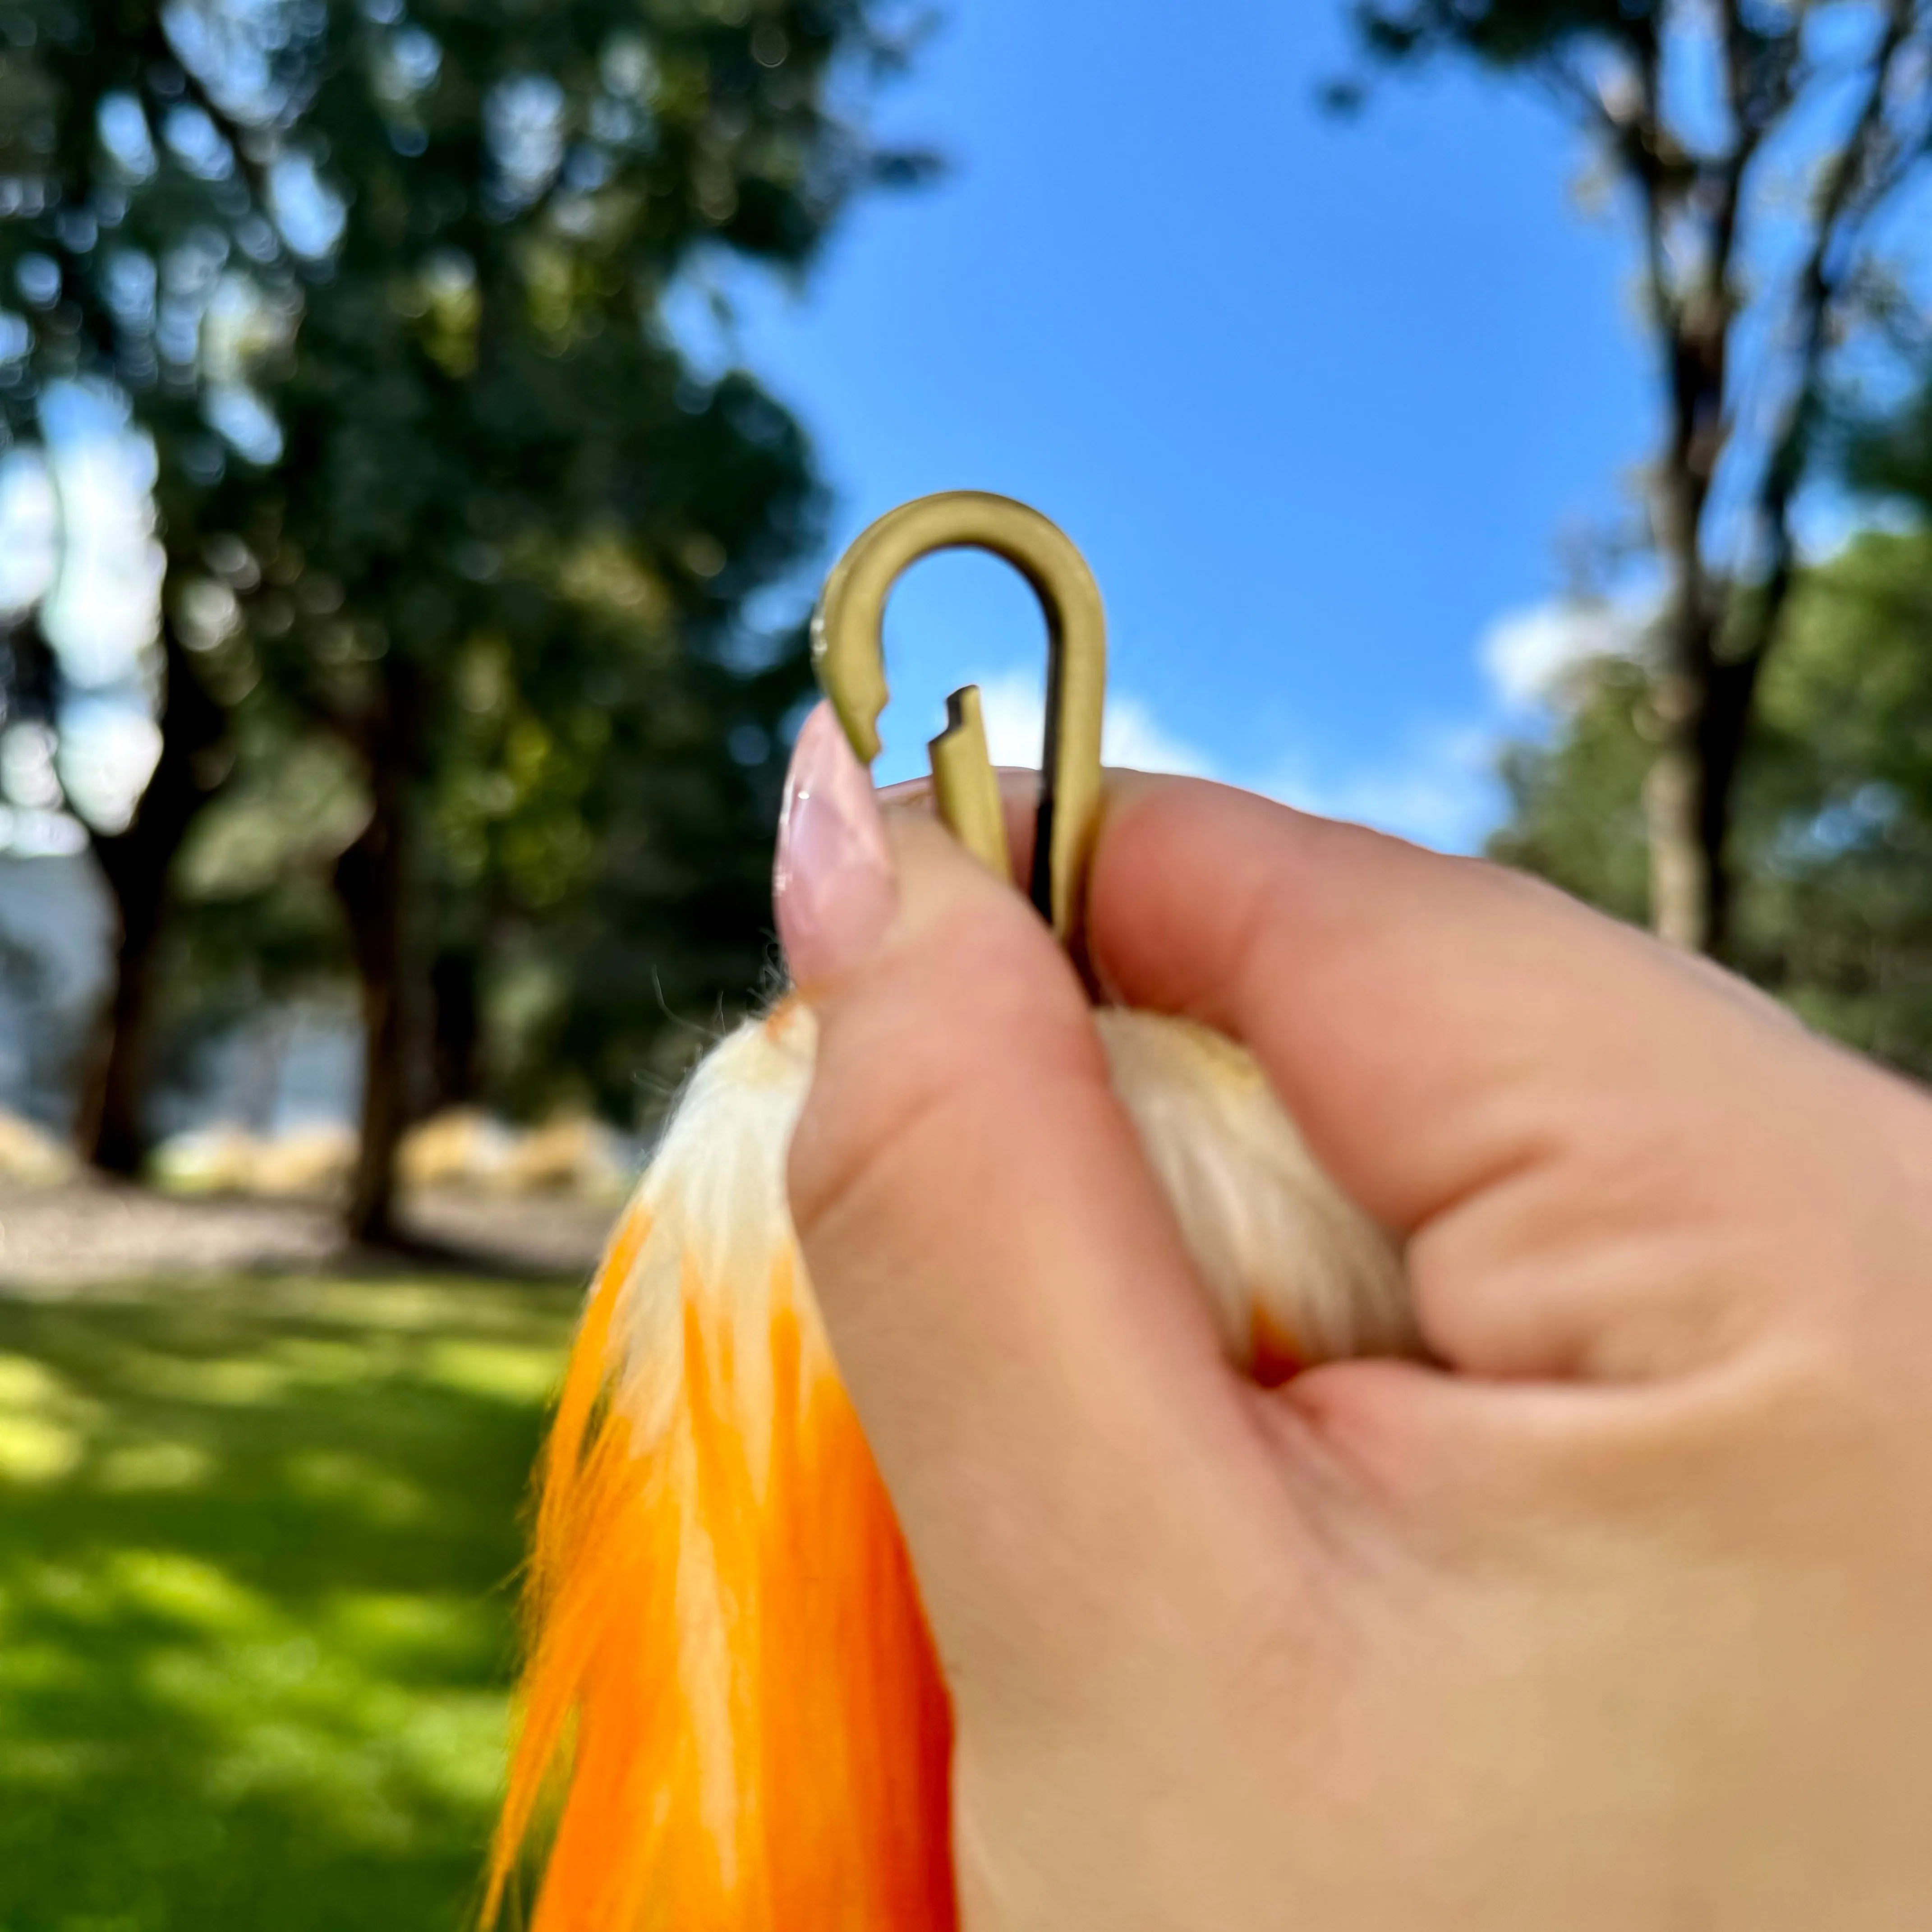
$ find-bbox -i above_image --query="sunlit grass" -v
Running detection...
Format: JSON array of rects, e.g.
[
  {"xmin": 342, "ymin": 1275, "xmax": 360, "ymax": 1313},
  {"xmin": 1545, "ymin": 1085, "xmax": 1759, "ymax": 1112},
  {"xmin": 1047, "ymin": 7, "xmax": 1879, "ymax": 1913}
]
[{"xmin": 0, "ymin": 1274, "xmax": 580, "ymax": 1932}]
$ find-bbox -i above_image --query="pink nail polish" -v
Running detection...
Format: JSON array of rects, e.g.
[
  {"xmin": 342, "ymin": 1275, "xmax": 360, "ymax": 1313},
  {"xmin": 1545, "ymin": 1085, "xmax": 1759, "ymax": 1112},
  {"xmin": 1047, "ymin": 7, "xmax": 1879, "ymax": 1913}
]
[{"xmin": 774, "ymin": 702, "xmax": 897, "ymax": 987}]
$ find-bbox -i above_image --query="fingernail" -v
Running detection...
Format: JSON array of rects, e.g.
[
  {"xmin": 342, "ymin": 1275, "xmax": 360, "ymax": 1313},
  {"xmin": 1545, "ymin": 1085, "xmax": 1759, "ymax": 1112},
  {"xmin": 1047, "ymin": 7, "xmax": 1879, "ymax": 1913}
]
[{"xmin": 774, "ymin": 702, "xmax": 897, "ymax": 988}]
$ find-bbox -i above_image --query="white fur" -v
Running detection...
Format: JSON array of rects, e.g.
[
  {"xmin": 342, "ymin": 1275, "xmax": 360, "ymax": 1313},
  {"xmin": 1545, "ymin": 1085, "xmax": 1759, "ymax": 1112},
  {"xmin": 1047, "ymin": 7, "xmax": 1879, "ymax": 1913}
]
[
  {"xmin": 1093, "ymin": 1008, "xmax": 1415, "ymax": 1363},
  {"xmin": 610, "ymin": 1003, "xmax": 1413, "ymax": 1408}
]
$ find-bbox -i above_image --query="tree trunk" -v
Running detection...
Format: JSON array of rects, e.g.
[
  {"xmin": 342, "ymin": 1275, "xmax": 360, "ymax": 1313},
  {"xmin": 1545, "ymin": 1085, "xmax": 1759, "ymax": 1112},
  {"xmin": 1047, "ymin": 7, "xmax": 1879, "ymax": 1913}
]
[
  {"xmin": 1643, "ymin": 609, "xmax": 1765, "ymax": 961},
  {"xmin": 428, "ymin": 943, "xmax": 484, "ymax": 1113},
  {"xmin": 1642, "ymin": 711, "xmax": 1708, "ymax": 956},
  {"xmin": 74, "ymin": 617, "xmax": 228, "ymax": 1173},
  {"xmin": 333, "ymin": 662, "xmax": 421, "ymax": 1245}
]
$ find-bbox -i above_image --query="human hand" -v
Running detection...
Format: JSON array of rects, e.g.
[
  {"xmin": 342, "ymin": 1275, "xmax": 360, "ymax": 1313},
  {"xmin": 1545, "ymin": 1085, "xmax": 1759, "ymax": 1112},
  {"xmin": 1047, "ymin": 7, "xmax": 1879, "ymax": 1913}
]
[{"xmin": 774, "ymin": 710, "xmax": 1932, "ymax": 1930}]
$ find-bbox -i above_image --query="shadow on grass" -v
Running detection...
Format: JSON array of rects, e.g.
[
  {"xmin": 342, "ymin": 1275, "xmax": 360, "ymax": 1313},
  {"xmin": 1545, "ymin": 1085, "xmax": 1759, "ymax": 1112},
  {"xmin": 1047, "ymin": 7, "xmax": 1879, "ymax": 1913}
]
[{"xmin": 0, "ymin": 1275, "xmax": 582, "ymax": 1932}]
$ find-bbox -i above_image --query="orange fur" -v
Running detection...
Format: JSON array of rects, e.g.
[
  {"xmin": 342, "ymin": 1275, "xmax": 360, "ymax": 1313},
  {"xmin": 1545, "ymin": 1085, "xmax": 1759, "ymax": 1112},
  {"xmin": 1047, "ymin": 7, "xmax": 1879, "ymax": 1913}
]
[
  {"xmin": 488, "ymin": 1205, "xmax": 955, "ymax": 1931},
  {"xmin": 486, "ymin": 999, "xmax": 1416, "ymax": 1929}
]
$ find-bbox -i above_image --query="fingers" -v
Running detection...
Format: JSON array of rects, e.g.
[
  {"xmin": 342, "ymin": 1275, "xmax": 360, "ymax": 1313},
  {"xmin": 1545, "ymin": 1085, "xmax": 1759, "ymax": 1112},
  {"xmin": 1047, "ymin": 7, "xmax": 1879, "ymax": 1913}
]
[
  {"xmin": 1083, "ymin": 775, "xmax": 1854, "ymax": 1381},
  {"xmin": 878, "ymin": 766, "xmax": 1043, "ymax": 893},
  {"xmin": 778, "ymin": 722, "xmax": 1294, "ymax": 1702}
]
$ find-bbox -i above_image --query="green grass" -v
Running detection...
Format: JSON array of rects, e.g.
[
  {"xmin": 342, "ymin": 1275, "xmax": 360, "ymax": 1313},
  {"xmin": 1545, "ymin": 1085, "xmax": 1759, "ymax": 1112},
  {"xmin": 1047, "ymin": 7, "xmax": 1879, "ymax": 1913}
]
[{"xmin": 0, "ymin": 1274, "xmax": 581, "ymax": 1932}]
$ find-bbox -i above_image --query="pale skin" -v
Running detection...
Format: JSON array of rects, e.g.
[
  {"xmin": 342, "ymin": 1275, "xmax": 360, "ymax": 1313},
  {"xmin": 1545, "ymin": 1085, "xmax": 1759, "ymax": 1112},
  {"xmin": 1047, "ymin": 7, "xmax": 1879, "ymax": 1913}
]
[{"xmin": 776, "ymin": 747, "xmax": 1932, "ymax": 1928}]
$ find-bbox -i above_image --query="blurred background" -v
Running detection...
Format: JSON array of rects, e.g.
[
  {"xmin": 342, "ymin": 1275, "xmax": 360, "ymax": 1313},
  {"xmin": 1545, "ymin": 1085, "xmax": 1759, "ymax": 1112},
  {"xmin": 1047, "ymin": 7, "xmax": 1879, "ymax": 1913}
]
[{"xmin": 2, "ymin": 0, "xmax": 1930, "ymax": 1923}]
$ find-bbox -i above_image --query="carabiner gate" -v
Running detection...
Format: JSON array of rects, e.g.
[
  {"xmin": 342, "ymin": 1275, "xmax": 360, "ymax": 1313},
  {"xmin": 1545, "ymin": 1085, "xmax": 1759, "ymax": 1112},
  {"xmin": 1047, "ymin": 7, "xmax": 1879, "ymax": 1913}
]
[{"xmin": 810, "ymin": 491, "xmax": 1107, "ymax": 947}]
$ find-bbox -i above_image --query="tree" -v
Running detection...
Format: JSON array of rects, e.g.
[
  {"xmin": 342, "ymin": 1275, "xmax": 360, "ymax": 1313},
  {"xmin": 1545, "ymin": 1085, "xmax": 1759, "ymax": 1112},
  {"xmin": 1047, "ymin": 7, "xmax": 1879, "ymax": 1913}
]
[
  {"xmin": 5, "ymin": 0, "xmax": 927, "ymax": 1220},
  {"xmin": 414, "ymin": 608, "xmax": 811, "ymax": 1131},
  {"xmin": 1492, "ymin": 524, "xmax": 1932, "ymax": 1076},
  {"xmin": 0, "ymin": 0, "xmax": 296, "ymax": 1168},
  {"xmin": 153, "ymin": 691, "xmax": 362, "ymax": 1123},
  {"xmin": 178, "ymin": 0, "xmax": 925, "ymax": 1238},
  {"xmin": 1339, "ymin": 0, "xmax": 1932, "ymax": 957}
]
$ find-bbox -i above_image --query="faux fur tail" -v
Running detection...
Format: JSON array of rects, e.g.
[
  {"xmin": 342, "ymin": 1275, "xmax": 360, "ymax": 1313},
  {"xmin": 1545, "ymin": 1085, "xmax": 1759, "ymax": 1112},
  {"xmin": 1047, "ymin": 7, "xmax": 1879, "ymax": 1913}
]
[
  {"xmin": 486, "ymin": 1003, "xmax": 956, "ymax": 1932},
  {"xmin": 488, "ymin": 999, "xmax": 1416, "ymax": 1929}
]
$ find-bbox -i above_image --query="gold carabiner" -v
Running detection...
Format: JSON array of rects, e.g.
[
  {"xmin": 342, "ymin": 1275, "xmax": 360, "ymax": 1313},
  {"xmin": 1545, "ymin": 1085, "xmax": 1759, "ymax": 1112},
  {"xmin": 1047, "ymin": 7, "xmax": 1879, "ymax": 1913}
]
[{"xmin": 810, "ymin": 491, "xmax": 1106, "ymax": 946}]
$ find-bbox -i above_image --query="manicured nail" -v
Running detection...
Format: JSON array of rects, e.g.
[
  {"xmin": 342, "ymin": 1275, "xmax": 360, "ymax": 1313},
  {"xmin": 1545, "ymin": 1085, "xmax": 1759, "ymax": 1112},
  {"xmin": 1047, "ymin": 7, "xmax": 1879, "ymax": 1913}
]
[{"xmin": 774, "ymin": 702, "xmax": 897, "ymax": 987}]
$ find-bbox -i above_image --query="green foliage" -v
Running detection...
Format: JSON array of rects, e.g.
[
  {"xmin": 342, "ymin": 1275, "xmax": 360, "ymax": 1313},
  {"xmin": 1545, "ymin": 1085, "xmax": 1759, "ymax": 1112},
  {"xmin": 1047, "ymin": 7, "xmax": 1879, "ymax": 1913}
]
[
  {"xmin": 174, "ymin": 0, "xmax": 919, "ymax": 1132},
  {"xmin": 1743, "ymin": 532, "xmax": 1932, "ymax": 1070},
  {"xmin": 151, "ymin": 697, "xmax": 359, "ymax": 1107},
  {"xmin": 1842, "ymin": 377, "xmax": 1932, "ymax": 521},
  {"xmin": 0, "ymin": 0, "xmax": 925, "ymax": 465},
  {"xmin": 0, "ymin": 1273, "xmax": 578, "ymax": 1932},
  {"xmin": 172, "ymin": 702, "xmax": 363, "ymax": 992},
  {"xmin": 0, "ymin": 0, "xmax": 246, "ymax": 459},
  {"xmin": 1490, "ymin": 529, "xmax": 1932, "ymax": 1080},
  {"xmin": 3, "ymin": 0, "xmax": 930, "ymax": 1143},
  {"xmin": 442, "ymin": 643, "xmax": 805, "ymax": 1121},
  {"xmin": 1490, "ymin": 652, "xmax": 1654, "ymax": 929}
]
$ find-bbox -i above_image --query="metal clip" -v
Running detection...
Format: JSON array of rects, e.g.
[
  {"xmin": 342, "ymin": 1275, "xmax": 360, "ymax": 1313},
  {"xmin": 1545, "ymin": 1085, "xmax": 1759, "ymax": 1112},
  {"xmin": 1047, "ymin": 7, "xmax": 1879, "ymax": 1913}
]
[{"xmin": 810, "ymin": 491, "xmax": 1106, "ymax": 945}]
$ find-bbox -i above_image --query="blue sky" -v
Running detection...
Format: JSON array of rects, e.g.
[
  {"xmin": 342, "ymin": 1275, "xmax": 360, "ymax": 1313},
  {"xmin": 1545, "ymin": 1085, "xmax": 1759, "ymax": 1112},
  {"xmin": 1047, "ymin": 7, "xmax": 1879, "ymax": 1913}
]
[
  {"xmin": 0, "ymin": 0, "xmax": 1662, "ymax": 858},
  {"xmin": 695, "ymin": 0, "xmax": 1658, "ymax": 846}
]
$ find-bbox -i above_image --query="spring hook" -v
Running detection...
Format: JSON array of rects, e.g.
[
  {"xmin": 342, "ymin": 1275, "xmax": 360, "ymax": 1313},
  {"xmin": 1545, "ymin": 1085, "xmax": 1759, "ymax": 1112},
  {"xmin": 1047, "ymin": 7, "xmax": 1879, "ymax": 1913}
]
[{"xmin": 810, "ymin": 491, "xmax": 1107, "ymax": 945}]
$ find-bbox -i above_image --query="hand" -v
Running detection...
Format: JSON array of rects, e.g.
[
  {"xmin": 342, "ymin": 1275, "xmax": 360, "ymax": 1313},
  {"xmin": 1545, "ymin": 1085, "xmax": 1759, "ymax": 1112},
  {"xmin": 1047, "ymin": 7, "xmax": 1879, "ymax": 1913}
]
[{"xmin": 774, "ymin": 711, "xmax": 1932, "ymax": 1929}]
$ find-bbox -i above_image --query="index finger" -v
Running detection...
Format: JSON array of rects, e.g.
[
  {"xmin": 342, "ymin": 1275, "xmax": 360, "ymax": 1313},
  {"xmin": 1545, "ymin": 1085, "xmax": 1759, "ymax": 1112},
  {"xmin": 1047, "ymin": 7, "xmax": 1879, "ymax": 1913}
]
[{"xmin": 1084, "ymin": 776, "xmax": 1843, "ymax": 1380}]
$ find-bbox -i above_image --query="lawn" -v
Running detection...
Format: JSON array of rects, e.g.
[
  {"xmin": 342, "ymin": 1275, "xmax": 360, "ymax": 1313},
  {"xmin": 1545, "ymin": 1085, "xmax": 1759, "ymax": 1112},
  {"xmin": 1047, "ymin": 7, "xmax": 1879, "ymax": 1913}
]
[{"xmin": 0, "ymin": 1274, "xmax": 582, "ymax": 1932}]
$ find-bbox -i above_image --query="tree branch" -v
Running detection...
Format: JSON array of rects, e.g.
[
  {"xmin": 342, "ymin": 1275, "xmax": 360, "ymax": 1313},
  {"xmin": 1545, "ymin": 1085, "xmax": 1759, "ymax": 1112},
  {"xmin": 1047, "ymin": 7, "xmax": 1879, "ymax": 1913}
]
[
  {"xmin": 1734, "ymin": 0, "xmax": 1917, "ymax": 667},
  {"xmin": 1711, "ymin": 0, "xmax": 1771, "ymax": 272}
]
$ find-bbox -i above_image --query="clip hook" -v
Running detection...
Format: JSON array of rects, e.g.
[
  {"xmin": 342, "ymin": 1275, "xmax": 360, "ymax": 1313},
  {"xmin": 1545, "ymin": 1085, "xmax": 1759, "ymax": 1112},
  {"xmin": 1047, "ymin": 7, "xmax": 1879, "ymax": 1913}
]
[{"xmin": 810, "ymin": 491, "xmax": 1106, "ymax": 944}]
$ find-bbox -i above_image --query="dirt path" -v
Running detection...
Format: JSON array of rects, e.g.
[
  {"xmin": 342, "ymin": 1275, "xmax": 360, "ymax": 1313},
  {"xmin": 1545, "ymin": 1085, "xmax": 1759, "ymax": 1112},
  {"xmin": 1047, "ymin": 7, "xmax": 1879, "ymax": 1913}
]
[{"xmin": 0, "ymin": 1177, "xmax": 615, "ymax": 1293}]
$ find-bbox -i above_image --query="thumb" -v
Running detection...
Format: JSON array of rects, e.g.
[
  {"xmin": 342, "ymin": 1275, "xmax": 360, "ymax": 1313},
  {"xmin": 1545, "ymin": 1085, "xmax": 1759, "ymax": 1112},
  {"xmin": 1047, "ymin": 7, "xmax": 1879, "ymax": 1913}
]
[{"xmin": 776, "ymin": 707, "xmax": 1297, "ymax": 1707}]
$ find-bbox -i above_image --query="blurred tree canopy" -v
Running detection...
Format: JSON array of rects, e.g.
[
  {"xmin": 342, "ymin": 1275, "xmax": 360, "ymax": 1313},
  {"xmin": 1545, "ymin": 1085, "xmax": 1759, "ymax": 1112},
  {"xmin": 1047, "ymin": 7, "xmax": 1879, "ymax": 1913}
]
[
  {"xmin": 1337, "ymin": 0, "xmax": 1932, "ymax": 961},
  {"xmin": 0, "ymin": 0, "xmax": 930, "ymax": 1234},
  {"xmin": 1493, "ymin": 522, "xmax": 1932, "ymax": 1076},
  {"xmin": 0, "ymin": 0, "xmax": 253, "ymax": 1169}
]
